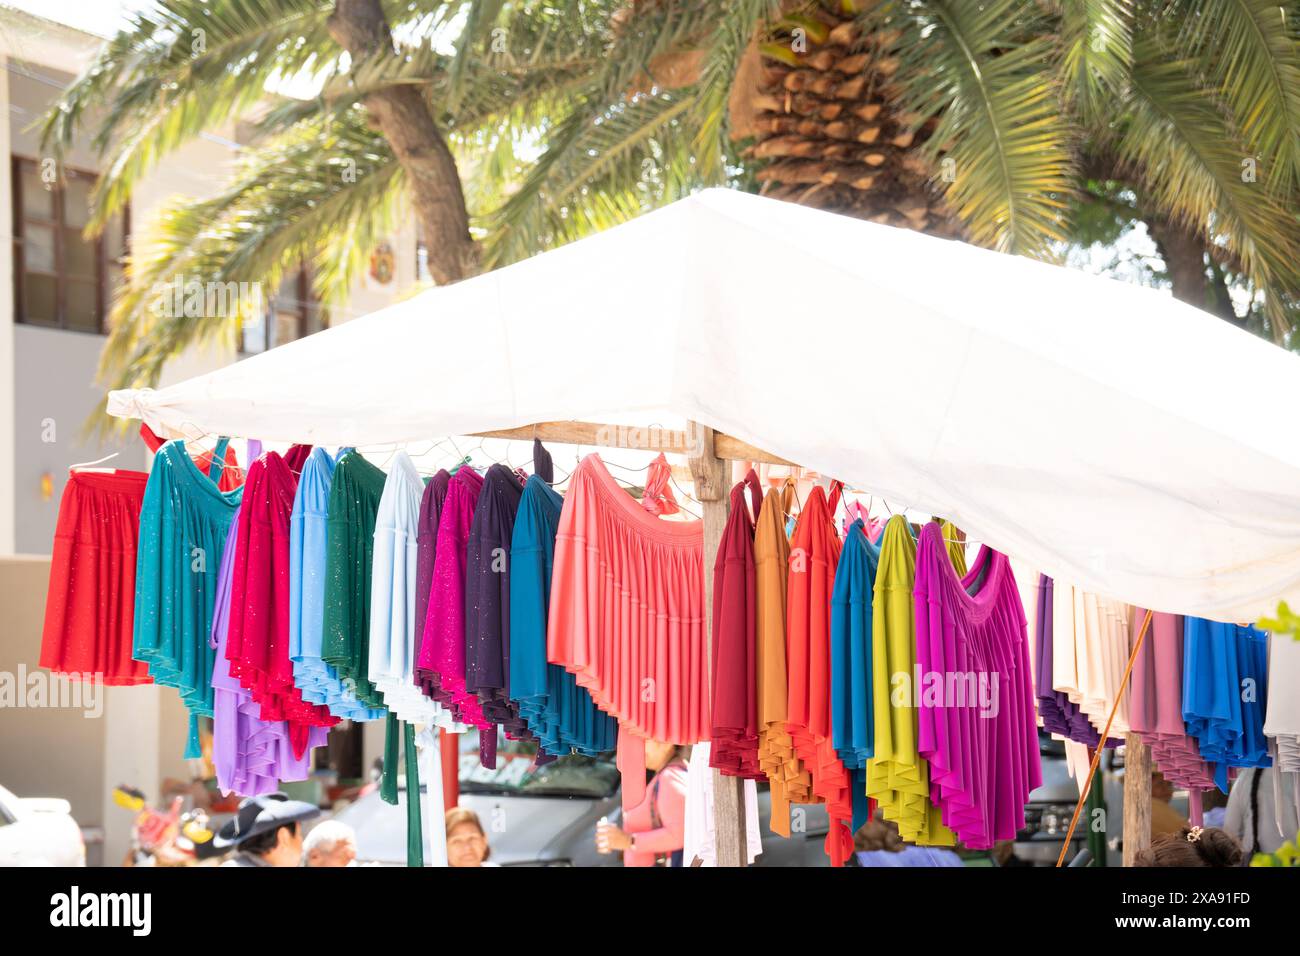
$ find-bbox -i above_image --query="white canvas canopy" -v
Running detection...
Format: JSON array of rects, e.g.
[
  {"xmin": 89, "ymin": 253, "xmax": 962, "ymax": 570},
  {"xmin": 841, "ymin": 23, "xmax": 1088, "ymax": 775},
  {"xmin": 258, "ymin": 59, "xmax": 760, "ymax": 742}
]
[{"xmin": 108, "ymin": 188, "xmax": 1300, "ymax": 623}]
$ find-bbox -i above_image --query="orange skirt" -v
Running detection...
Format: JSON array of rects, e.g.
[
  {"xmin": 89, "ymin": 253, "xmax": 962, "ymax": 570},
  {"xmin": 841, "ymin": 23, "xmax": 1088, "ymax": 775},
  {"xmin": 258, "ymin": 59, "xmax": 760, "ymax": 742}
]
[{"xmin": 548, "ymin": 454, "xmax": 707, "ymax": 808}]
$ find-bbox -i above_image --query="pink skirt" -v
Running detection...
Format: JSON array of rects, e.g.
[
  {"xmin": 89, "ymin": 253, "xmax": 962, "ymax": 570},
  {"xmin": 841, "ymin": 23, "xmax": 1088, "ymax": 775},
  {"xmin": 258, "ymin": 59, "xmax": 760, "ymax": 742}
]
[{"xmin": 548, "ymin": 454, "xmax": 707, "ymax": 807}]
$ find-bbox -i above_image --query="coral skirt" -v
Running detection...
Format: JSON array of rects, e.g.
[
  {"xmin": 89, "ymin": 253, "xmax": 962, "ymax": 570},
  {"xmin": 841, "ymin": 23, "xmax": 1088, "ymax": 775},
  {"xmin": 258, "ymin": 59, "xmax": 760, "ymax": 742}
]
[
  {"xmin": 41, "ymin": 469, "xmax": 152, "ymax": 684},
  {"xmin": 548, "ymin": 454, "xmax": 707, "ymax": 808}
]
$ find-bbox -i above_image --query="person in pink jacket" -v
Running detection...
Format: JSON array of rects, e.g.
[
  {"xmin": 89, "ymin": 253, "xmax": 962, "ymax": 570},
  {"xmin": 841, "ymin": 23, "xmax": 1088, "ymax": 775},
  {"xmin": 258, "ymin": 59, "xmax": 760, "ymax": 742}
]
[{"xmin": 596, "ymin": 740, "xmax": 689, "ymax": 866}]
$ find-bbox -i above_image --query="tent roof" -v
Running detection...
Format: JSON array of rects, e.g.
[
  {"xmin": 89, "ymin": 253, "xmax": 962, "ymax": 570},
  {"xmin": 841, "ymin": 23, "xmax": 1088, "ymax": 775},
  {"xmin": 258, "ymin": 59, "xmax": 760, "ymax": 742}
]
[{"xmin": 108, "ymin": 187, "xmax": 1300, "ymax": 622}]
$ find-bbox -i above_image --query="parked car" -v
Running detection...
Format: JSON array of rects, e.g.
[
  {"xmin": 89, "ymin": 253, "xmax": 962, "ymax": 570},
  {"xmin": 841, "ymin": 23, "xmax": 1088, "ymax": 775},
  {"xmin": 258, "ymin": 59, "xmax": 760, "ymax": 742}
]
[
  {"xmin": 1013, "ymin": 733, "xmax": 1190, "ymax": 866},
  {"xmin": 337, "ymin": 735, "xmax": 832, "ymax": 866},
  {"xmin": 0, "ymin": 782, "xmax": 85, "ymax": 866}
]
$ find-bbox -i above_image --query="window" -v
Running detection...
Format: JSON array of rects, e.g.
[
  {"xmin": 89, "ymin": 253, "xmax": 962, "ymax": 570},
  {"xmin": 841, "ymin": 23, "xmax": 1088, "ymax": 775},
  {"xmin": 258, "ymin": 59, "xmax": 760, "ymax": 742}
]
[
  {"xmin": 12, "ymin": 158, "xmax": 127, "ymax": 333},
  {"xmin": 239, "ymin": 266, "xmax": 323, "ymax": 354}
]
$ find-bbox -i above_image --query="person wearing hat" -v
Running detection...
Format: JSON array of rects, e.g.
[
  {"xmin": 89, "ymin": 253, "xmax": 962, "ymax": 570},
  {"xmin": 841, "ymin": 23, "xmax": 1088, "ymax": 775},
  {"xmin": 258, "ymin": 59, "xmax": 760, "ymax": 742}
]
[{"xmin": 215, "ymin": 793, "xmax": 320, "ymax": 867}]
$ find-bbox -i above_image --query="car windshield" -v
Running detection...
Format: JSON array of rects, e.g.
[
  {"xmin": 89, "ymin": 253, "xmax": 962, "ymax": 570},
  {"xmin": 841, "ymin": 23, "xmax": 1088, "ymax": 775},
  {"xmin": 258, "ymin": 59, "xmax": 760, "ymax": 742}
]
[{"xmin": 458, "ymin": 732, "xmax": 619, "ymax": 799}]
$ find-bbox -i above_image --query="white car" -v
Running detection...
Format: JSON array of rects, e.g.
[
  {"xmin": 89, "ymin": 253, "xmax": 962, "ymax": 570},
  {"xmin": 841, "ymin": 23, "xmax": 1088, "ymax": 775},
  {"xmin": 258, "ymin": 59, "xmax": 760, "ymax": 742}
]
[{"xmin": 0, "ymin": 783, "xmax": 85, "ymax": 866}]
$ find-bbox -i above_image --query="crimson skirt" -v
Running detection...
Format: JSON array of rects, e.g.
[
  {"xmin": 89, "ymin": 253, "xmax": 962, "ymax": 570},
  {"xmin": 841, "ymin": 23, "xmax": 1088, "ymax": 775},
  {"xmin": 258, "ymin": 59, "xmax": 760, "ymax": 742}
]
[{"xmin": 40, "ymin": 469, "xmax": 152, "ymax": 684}]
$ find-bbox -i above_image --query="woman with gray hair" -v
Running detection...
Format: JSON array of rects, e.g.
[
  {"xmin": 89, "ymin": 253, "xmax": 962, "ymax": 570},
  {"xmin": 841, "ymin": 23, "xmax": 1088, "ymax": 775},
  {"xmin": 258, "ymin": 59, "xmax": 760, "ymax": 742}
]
[{"xmin": 302, "ymin": 820, "xmax": 358, "ymax": 867}]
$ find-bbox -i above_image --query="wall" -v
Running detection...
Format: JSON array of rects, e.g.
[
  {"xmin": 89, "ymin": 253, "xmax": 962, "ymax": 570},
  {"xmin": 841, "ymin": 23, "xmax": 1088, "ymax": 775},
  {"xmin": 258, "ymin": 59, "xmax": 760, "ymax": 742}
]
[{"xmin": 0, "ymin": 556, "xmax": 106, "ymax": 837}]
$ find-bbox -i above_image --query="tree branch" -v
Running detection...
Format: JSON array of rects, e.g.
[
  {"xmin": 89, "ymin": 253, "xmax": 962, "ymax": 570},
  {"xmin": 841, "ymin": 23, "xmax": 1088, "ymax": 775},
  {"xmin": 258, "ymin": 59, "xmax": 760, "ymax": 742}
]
[{"xmin": 329, "ymin": 0, "xmax": 479, "ymax": 284}]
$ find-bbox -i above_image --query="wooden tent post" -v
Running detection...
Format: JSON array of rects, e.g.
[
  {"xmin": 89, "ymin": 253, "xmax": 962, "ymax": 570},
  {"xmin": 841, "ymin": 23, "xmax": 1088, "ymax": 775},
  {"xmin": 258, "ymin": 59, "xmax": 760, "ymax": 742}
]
[
  {"xmin": 1122, "ymin": 734, "xmax": 1152, "ymax": 866},
  {"xmin": 687, "ymin": 421, "xmax": 748, "ymax": 868}
]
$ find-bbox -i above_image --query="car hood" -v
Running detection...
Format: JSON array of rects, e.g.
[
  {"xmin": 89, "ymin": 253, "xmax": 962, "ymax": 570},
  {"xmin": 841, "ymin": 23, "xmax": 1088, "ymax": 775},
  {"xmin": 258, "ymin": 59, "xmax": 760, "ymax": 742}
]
[
  {"xmin": 457, "ymin": 794, "xmax": 604, "ymax": 864},
  {"xmin": 335, "ymin": 789, "xmax": 607, "ymax": 866}
]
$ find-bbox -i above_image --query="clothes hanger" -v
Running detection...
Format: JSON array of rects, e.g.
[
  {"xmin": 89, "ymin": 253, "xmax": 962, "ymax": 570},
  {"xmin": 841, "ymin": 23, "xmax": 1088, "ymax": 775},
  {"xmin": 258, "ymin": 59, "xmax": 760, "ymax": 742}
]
[{"xmin": 68, "ymin": 451, "xmax": 120, "ymax": 471}]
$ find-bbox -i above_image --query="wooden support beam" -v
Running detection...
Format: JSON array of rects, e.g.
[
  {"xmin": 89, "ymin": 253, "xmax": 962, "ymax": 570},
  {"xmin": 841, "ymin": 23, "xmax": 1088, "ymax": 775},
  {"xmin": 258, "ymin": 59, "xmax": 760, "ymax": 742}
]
[
  {"xmin": 687, "ymin": 421, "xmax": 748, "ymax": 868},
  {"xmin": 469, "ymin": 420, "xmax": 796, "ymax": 466},
  {"xmin": 1122, "ymin": 733, "xmax": 1152, "ymax": 866}
]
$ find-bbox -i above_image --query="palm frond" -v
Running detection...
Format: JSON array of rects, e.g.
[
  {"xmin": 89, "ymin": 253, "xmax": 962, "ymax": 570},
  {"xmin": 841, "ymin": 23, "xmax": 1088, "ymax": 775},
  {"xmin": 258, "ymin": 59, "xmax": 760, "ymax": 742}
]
[
  {"xmin": 1057, "ymin": 0, "xmax": 1134, "ymax": 120},
  {"xmin": 689, "ymin": 0, "xmax": 780, "ymax": 179},
  {"xmin": 1175, "ymin": 0, "xmax": 1300, "ymax": 194},
  {"xmin": 42, "ymin": 0, "xmax": 340, "ymax": 231},
  {"xmin": 865, "ymin": 0, "xmax": 1075, "ymax": 255},
  {"xmin": 1117, "ymin": 40, "xmax": 1300, "ymax": 340},
  {"xmin": 98, "ymin": 107, "xmax": 401, "ymax": 392}
]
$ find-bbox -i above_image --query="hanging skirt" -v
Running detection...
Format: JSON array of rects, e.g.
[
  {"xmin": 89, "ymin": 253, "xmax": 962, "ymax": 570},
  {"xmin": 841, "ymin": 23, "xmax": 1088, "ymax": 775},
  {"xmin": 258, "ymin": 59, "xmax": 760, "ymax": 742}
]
[
  {"xmin": 369, "ymin": 453, "xmax": 460, "ymax": 729},
  {"xmin": 548, "ymin": 453, "xmax": 707, "ymax": 809},
  {"xmin": 290, "ymin": 448, "xmax": 383, "ymax": 721},
  {"xmin": 465, "ymin": 464, "xmax": 533, "ymax": 741},
  {"xmin": 867, "ymin": 516, "xmax": 954, "ymax": 845},
  {"xmin": 755, "ymin": 481, "xmax": 813, "ymax": 837},
  {"xmin": 321, "ymin": 452, "xmax": 389, "ymax": 713},
  {"xmin": 913, "ymin": 521, "xmax": 1041, "ymax": 849},
  {"xmin": 510, "ymin": 474, "xmax": 617, "ymax": 756},
  {"xmin": 709, "ymin": 471, "xmax": 764, "ymax": 780},
  {"xmin": 830, "ymin": 519, "xmax": 879, "ymax": 833},
  {"xmin": 133, "ymin": 441, "xmax": 243, "ymax": 757},
  {"xmin": 1127, "ymin": 610, "xmax": 1215, "ymax": 791},
  {"xmin": 1183, "ymin": 618, "xmax": 1271, "ymax": 792},
  {"xmin": 412, "ymin": 469, "xmax": 450, "ymax": 701},
  {"xmin": 41, "ymin": 469, "xmax": 152, "ymax": 684},
  {"xmin": 786, "ymin": 484, "xmax": 855, "ymax": 865},
  {"xmin": 211, "ymin": 513, "xmax": 325, "ymax": 796},
  {"xmin": 225, "ymin": 447, "xmax": 337, "ymax": 756}
]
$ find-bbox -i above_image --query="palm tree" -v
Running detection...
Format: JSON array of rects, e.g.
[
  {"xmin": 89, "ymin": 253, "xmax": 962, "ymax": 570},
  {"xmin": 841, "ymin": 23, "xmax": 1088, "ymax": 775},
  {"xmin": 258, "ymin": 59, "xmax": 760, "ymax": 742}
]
[{"xmin": 42, "ymin": 0, "xmax": 1300, "ymax": 407}]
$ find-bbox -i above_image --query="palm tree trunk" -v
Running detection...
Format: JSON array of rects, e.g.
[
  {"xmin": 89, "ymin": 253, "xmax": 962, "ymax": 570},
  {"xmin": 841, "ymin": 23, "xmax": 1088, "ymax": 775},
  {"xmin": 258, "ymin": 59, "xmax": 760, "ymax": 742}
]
[
  {"xmin": 329, "ymin": 0, "xmax": 479, "ymax": 284},
  {"xmin": 1146, "ymin": 212, "xmax": 1244, "ymax": 325}
]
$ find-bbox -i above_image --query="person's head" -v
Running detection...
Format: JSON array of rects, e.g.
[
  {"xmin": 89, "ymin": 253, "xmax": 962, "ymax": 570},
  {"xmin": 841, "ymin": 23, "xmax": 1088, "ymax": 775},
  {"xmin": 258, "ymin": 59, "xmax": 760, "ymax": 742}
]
[
  {"xmin": 1135, "ymin": 826, "xmax": 1243, "ymax": 867},
  {"xmin": 854, "ymin": 813, "xmax": 905, "ymax": 854},
  {"xmin": 445, "ymin": 807, "xmax": 490, "ymax": 867},
  {"xmin": 215, "ymin": 793, "xmax": 320, "ymax": 866},
  {"xmin": 1151, "ymin": 771, "xmax": 1175, "ymax": 802},
  {"xmin": 643, "ymin": 740, "xmax": 685, "ymax": 772},
  {"xmin": 240, "ymin": 820, "xmax": 304, "ymax": 866},
  {"xmin": 302, "ymin": 820, "xmax": 357, "ymax": 867}
]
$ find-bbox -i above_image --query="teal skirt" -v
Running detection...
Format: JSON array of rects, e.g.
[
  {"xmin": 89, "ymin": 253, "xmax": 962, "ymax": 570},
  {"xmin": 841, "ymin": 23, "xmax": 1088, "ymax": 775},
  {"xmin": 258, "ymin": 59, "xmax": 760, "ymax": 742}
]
[{"xmin": 133, "ymin": 440, "xmax": 242, "ymax": 757}]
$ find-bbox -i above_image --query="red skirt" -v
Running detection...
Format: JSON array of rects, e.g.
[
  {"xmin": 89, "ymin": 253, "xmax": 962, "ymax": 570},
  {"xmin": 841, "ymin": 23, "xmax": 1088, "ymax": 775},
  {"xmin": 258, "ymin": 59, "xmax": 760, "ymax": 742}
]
[{"xmin": 40, "ymin": 469, "xmax": 152, "ymax": 684}]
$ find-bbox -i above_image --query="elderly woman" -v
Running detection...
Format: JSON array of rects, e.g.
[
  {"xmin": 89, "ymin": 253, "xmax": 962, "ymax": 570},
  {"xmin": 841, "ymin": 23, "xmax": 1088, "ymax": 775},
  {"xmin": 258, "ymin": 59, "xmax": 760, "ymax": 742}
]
[{"xmin": 302, "ymin": 820, "xmax": 358, "ymax": 867}]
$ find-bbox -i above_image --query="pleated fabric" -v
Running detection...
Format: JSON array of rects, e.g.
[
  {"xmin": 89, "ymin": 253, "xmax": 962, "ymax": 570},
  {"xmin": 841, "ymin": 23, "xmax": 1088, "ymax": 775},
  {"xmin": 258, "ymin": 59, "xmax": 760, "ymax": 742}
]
[
  {"xmin": 709, "ymin": 469, "xmax": 764, "ymax": 779},
  {"xmin": 412, "ymin": 469, "xmax": 451, "ymax": 698},
  {"xmin": 1127, "ymin": 610, "xmax": 1214, "ymax": 790},
  {"xmin": 1263, "ymin": 632, "xmax": 1300, "ymax": 835},
  {"xmin": 755, "ymin": 479, "xmax": 811, "ymax": 837},
  {"xmin": 289, "ymin": 448, "xmax": 383, "ymax": 721},
  {"xmin": 914, "ymin": 521, "xmax": 1041, "ymax": 849},
  {"xmin": 133, "ymin": 440, "xmax": 243, "ymax": 757},
  {"xmin": 466, "ymin": 464, "xmax": 532, "ymax": 741},
  {"xmin": 1034, "ymin": 576, "xmax": 1111, "ymax": 747},
  {"xmin": 1265, "ymin": 632, "xmax": 1300, "ymax": 772},
  {"xmin": 42, "ymin": 469, "xmax": 152, "ymax": 684},
  {"xmin": 417, "ymin": 465, "xmax": 497, "ymax": 767},
  {"xmin": 830, "ymin": 518, "xmax": 878, "ymax": 833},
  {"xmin": 941, "ymin": 520, "xmax": 967, "ymax": 577},
  {"xmin": 1183, "ymin": 618, "xmax": 1271, "ymax": 792},
  {"xmin": 1053, "ymin": 586, "xmax": 1133, "ymax": 739},
  {"xmin": 321, "ymin": 452, "xmax": 389, "ymax": 713},
  {"xmin": 369, "ymin": 451, "xmax": 461, "ymax": 728},
  {"xmin": 224, "ymin": 446, "xmax": 338, "ymax": 760},
  {"xmin": 786, "ymin": 483, "xmax": 855, "ymax": 866},
  {"xmin": 866, "ymin": 515, "xmax": 953, "ymax": 845},
  {"xmin": 211, "ymin": 512, "xmax": 326, "ymax": 796},
  {"xmin": 510, "ymin": 473, "xmax": 618, "ymax": 756},
  {"xmin": 548, "ymin": 453, "xmax": 707, "ymax": 812}
]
